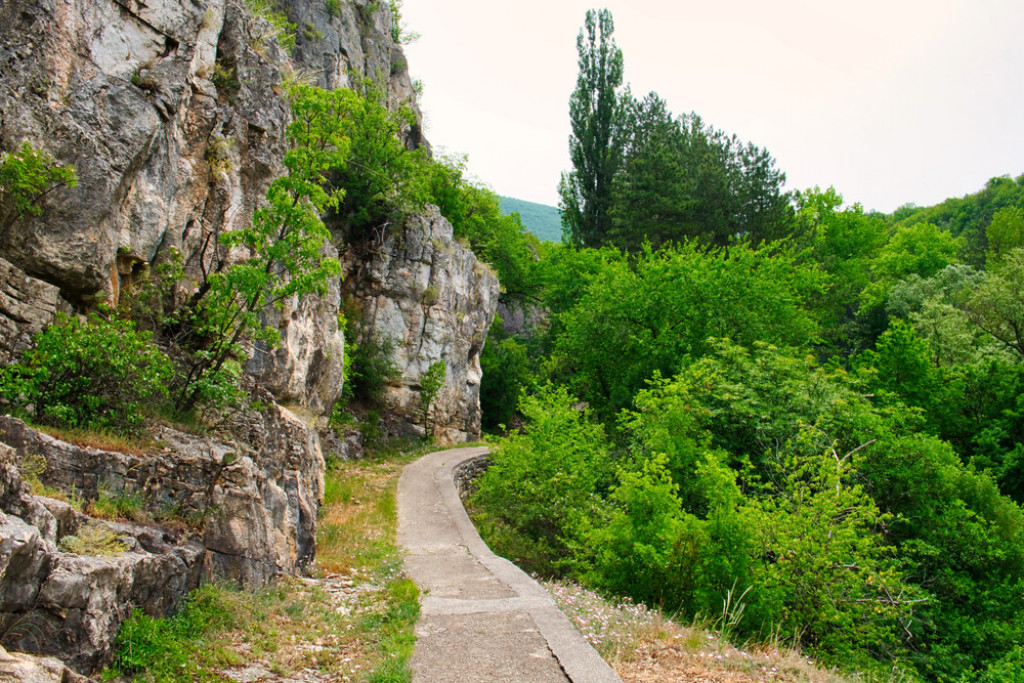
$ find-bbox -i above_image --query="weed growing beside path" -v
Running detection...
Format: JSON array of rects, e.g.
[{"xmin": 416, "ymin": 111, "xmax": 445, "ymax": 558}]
[{"xmin": 109, "ymin": 450, "xmax": 420, "ymax": 683}]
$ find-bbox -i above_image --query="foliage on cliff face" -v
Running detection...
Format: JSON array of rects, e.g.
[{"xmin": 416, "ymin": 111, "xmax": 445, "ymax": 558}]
[
  {"xmin": 172, "ymin": 84, "xmax": 348, "ymax": 412},
  {"xmin": 0, "ymin": 142, "xmax": 77, "ymax": 227}
]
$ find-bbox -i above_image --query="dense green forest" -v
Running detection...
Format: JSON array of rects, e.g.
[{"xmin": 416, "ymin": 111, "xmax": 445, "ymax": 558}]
[
  {"xmin": 473, "ymin": 8, "xmax": 1024, "ymax": 683},
  {"xmin": 498, "ymin": 195, "xmax": 561, "ymax": 242}
]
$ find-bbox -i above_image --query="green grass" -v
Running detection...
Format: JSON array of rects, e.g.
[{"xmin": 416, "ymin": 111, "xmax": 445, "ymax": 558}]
[
  {"xmin": 110, "ymin": 584, "xmax": 240, "ymax": 682},
  {"xmin": 363, "ymin": 579, "xmax": 420, "ymax": 683},
  {"xmin": 58, "ymin": 523, "xmax": 128, "ymax": 557},
  {"xmin": 89, "ymin": 486, "xmax": 147, "ymax": 522}
]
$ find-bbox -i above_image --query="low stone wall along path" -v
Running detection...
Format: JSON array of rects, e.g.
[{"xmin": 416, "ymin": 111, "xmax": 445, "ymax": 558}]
[{"xmin": 397, "ymin": 447, "xmax": 622, "ymax": 683}]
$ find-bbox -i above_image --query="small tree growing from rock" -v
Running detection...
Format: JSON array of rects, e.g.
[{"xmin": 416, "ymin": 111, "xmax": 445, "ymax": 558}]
[
  {"xmin": 0, "ymin": 142, "xmax": 77, "ymax": 228},
  {"xmin": 171, "ymin": 84, "xmax": 350, "ymax": 413},
  {"xmin": 419, "ymin": 361, "xmax": 446, "ymax": 438}
]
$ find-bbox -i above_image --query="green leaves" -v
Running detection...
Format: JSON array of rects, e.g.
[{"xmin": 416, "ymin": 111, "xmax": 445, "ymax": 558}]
[
  {"xmin": 560, "ymin": 9, "xmax": 625, "ymax": 247},
  {"xmin": 552, "ymin": 241, "xmax": 824, "ymax": 419},
  {"xmin": 609, "ymin": 99, "xmax": 792, "ymax": 250},
  {"xmin": 419, "ymin": 361, "xmax": 446, "ymax": 436},
  {"xmin": 472, "ymin": 386, "xmax": 612, "ymax": 574},
  {"xmin": 329, "ymin": 82, "xmax": 428, "ymax": 241},
  {"xmin": 0, "ymin": 313, "xmax": 172, "ymax": 435},
  {"xmin": 0, "ymin": 142, "xmax": 77, "ymax": 224}
]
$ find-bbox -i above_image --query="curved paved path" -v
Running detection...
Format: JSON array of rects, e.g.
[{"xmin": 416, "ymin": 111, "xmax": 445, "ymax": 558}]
[{"xmin": 397, "ymin": 447, "xmax": 621, "ymax": 683}]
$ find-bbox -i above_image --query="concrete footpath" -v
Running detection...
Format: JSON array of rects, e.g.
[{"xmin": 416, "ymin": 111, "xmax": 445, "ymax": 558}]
[{"xmin": 397, "ymin": 447, "xmax": 622, "ymax": 683}]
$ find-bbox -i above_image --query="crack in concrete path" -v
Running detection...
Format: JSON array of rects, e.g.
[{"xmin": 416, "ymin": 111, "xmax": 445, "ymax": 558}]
[{"xmin": 397, "ymin": 447, "xmax": 622, "ymax": 683}]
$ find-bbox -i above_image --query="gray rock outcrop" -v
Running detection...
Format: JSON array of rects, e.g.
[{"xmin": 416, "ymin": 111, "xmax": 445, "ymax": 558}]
[
  {"xmin": 0, "ymin": 401, "xmax": 324, "ymax": 585},
  {"xmin": 0, "ymin": 439, "xmax": 203, "ymax": 673},
  {"xmin": 0, "ymin": 258, "xmax": 65, "ymax": 366},
  {"xmin": 496, "ymin": 300, "xmax": 549, "ymax": 338},
  {"xmin": 280, "ymin": 0, "xmax": 426, "ymax": 149},
  {"xmin": 0, "ymin": 644, "xmax": 88, "ymax": 683},
  {"xmin": 343, "ymin": 207, "xmax": 500, "ymax": 444},
  {"xmin": 1, "ymin": 0, "xmax": 285, "ymax": 303},
  {"xmin": 0, "ymin": 393, "xmax": 324, "ymax": 672},
  {"xmin": 0, "ymin": 0, "xmax": 427, "ymax": 413}
]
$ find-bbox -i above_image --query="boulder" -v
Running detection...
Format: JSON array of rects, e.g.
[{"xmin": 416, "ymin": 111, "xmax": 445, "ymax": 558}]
[
  {"xmin": 0, "ymin": 258, "xmax": 64, "ymax": 366},
  {"xmin": 0, "ymin": 441, "xmax": 203, "ymax": 673}
]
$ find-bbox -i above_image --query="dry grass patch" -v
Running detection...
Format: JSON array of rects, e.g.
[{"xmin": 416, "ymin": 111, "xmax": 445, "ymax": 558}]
[
  {"xmin": 541, "ymin": 578, "xmax": 857, "ymax": 683},
  {"xmin": 314, "ymin": 456, "xmax": 407, "ymax": 577},
  {"xmin": 33, "ymin": 423, "xmax": 157, "ymax": 455}
]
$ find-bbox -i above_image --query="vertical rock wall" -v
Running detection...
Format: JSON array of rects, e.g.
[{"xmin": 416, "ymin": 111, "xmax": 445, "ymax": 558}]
[
  {"xmin": 0, "ymin": 0, "xmax": 354, "ymax": 413},
  {"xmin": 343, "ymin": 207, "xmax": 500, "ymax": 444}
]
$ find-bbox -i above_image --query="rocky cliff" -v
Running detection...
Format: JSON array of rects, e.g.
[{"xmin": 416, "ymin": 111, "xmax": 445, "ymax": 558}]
[
  {"xmin": 0, "ymin": 0, "xmax": 344, "ymax": 409},
  {"xmin": 0, "ymin": 0, "xmax": 499, "ymax": 673},
  {"xmin": 344, "ymin": 207, "xmax": 500, "ymax": 444}
]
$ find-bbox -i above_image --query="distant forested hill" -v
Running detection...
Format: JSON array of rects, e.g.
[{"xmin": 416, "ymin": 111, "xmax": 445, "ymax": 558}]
[
  {"xmin": 499, "ymin": 196, "xmax": 562, "ymax": 242},
  {"xmin": 893, "ymin": 174, "xmax": 1024, "ymax": 264}
]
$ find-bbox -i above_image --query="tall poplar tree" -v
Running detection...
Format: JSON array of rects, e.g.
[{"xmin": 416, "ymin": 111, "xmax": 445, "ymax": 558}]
[{"xmin": 559, "ymin": 8, "xmax": 625, "ymax": 248}]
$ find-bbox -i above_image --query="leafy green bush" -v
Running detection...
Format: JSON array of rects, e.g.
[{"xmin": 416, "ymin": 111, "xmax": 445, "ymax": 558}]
[
  {"xmin": 0, "ymin": 313, "xmax": 173, "ymax": 435},
  {"xmin": 478, "ymin": 337, "xmax": 1024, "ymax": 678},
  {"xmin": 479, "ymin": 317, "xmax": 530, "ymax": 431},
  {"xmin": 330, "ymin": 82, "xmax": 429, "ymax": 241},
  {"xmin": 974, "ymin": 646, "xmax": 1024, "ymax": 683},
  {"xmin": 419, "ymin": 360, "xmax": 445, "ymax": 436},
  {"xmin": 345, "ymin": 330, "xmax": 399, "ymax": 407},
  {"xmin": 472, "ymin": 386, "xmax": 613, "ymax": 574},
  {"xmin": 0, "ymin": 141, "xmax": 77, "ymax": 224},
  {"xmin": 580, "ymin": 454, "xmax": 687, "ymax": 602},
  {"xmin": 553, "ymin": 241, "xmax": 824, "ymax": 420}
]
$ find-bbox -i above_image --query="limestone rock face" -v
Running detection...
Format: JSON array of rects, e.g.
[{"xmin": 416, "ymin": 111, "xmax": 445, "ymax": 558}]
[
  {"xmin": 244, "ymin": 245, "xmax": 346, "ymax": 415},
  {"xmin": 0, "ymin": 401, "xmax": 323, "ymax": 671},
  {"xmin": 343, "ymin": 207, "xmax": 500, "ymax": 444},
  {"xmin": 0, "ymin": 440, "xmax": 203, "ymax": 674},
  {"xmin": 0, "ymin": 0, "xmax": 444, "ymax": 418},
  {"xmin": 0, "ymin": 0, "xmax": 286, "ymax": 302},
  {"xmin": 279, "ymin": 0, "xmax": 426, "ymax": 149},
  {"xmin": 0, "ymin": 0, "xmax": 419, "ymax": 414},
  {"xmin": 0, "ymin": 644, "xmax": 88, "ymax": 683},
  {"xmin": 0, "ymin": 403, "xmax": 324, "ymax": 586},
  {"xmin": 0, "ymin": 258, "xmax": 65, "ymax": 366},
  {"xmin": 496, "ymin": 300, "xmax": 548, "ymax": 338}
]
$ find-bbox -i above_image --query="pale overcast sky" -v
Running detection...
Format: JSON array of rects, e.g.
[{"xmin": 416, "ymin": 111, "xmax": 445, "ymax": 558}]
[{"xmin": 401, "ymin": 0, "xmax": 1024, "ymax": 214}]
